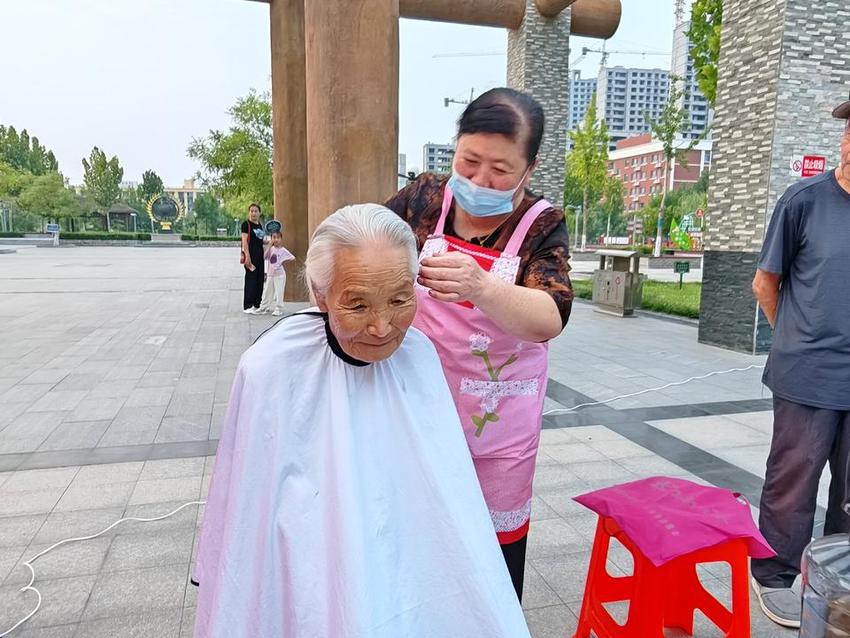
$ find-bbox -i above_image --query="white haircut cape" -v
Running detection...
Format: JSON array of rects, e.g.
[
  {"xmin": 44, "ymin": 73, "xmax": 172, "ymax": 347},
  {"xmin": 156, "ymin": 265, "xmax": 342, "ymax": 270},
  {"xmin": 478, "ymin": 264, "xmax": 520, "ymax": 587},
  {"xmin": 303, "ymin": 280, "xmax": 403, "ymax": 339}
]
[{"xmin": 192, "ymin": 312, "xmax": 530, "ymax": 638}]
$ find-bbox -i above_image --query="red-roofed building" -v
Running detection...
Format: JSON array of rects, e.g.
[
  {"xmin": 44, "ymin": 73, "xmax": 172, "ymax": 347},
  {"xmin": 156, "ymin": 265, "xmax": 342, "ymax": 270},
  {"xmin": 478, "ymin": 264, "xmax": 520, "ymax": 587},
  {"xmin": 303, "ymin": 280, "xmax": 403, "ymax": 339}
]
[{"xmin": 608, "ymin": 134, "xmax": 713, "ymax": 212}]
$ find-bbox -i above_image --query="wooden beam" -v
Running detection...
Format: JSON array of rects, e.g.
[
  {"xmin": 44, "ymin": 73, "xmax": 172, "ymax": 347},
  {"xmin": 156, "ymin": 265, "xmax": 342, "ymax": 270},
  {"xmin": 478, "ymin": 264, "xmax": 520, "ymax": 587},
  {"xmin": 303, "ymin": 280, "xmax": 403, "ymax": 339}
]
[
  {"xmin": 269, "ymin": 0, "xmax": 309, "ymax": 300},
  {"xmin": 534, "ymin": 0, "xmax": 576, "ymax": 18},
  {"xmin": 399, "ymin": 0, "xmax": 526, "ymax": 29},
  {"xmin": 570, "ymin": 0, "xmax": 621, "ymax": 39},
  {"xmin": 254, "ymin": 0, "xmax": 619, "ymax": 39},
  {"xmin": 304, "ymin": 0, "xmax": 400, "ymax": 241}
]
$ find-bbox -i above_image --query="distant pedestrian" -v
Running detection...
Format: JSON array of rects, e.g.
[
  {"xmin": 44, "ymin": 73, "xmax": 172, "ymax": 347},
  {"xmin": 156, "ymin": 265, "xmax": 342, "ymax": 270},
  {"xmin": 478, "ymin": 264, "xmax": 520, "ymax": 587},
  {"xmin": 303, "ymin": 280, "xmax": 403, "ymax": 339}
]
[
  {"xmin": 259, "ymin": 230, "xmax": 295, "ymax": 316},
  {"xmin": 241, "ymin": 203, "xmax": 266, "ymax": 314}
]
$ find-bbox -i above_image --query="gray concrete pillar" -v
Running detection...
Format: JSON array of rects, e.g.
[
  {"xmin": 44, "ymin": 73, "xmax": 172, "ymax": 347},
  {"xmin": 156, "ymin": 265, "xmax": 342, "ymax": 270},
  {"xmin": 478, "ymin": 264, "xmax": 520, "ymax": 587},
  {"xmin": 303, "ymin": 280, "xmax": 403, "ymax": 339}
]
[
  {"xmin": 698, "ymin": 0, "xmax": 850, "ymax": 353},
  {"xmin": 507, "ymin": 0, "xmax": 571, "ymax": 205}
]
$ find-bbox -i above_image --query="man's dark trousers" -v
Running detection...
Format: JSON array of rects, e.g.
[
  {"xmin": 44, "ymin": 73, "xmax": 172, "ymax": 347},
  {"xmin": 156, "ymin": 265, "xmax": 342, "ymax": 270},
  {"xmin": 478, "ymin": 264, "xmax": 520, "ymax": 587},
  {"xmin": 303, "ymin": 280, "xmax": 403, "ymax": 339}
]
[{"xmin": 752, "ymin": 396, "xmax": 850, "ymax": 588}]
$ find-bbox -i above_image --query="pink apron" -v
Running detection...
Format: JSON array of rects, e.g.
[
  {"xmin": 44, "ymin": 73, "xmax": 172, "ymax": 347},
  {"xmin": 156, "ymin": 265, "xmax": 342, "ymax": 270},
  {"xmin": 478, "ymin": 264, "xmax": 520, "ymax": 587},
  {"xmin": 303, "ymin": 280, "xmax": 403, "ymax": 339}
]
[{"xmin": 413, "ymin": 185, "xmax": 552, "ymax": 543}]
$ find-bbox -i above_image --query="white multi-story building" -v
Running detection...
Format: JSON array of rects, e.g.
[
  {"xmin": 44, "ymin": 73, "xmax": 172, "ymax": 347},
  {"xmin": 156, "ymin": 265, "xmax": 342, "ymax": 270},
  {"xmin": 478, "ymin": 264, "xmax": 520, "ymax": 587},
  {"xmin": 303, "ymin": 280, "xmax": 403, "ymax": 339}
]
[
  {"xmin": 398, "ymin": 153, "xmax": 407, "ymax": 189},
  {"xmin": 596, "ymin": 66, "xmax": 670, "ymax": 150},
  {"xmin": 671, "ymin": 19, "xmax": 713, "ymax": 140},
  {"xmin": 422, "ymin": 142, "xmax": 454, "ymax": 175},
  {"xmin": 569, "ymin": 26, "xmax": 712, "ymax": 151},
  {"xmin": 568, "ymin": 71, "xmax": 598, "ymax": 130},
  {"xmin": 164, "ymin": 178, "xmax": 206, "ymax": 213}
]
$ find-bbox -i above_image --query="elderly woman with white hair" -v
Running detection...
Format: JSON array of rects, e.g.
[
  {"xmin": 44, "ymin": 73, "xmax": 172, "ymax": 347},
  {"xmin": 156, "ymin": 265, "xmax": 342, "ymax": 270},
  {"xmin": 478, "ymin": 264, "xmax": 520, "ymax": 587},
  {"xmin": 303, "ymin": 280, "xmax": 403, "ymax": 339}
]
[{"xmin": 192, "ymin": 204, "xmax": 530, "ymax": 638}]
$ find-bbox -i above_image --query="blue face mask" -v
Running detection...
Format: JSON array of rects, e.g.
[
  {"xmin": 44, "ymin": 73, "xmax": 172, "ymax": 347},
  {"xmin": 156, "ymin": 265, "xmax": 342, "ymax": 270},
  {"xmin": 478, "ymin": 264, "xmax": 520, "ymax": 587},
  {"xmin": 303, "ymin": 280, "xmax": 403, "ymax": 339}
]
[{"xmin": 447, "ymin": 168, "xmax": 528, "ymax": 218}]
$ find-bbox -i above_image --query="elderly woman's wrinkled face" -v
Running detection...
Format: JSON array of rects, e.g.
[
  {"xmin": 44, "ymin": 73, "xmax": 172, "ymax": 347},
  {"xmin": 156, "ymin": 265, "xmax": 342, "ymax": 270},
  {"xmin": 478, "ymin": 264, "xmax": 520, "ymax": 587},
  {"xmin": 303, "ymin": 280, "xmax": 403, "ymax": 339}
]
[{"xmin": 317, "ymin": 245, "xmax": 416, "ymax": 362}]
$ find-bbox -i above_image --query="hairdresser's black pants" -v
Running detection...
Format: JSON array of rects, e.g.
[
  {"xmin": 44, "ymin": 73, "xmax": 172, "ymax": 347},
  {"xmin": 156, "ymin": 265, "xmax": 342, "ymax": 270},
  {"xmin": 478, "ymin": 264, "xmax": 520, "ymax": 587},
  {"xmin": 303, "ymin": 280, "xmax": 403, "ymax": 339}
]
[
  {"xmin": 752, "ymin": 396, "xmax": 850, "ymax": 588},
  {"xmin": 500, "ymin": 534, "xmax": 527, "ymax": 602},
  {"xmin": 243, "ymin": 264, "xmax": 264, "ymax": 310}
]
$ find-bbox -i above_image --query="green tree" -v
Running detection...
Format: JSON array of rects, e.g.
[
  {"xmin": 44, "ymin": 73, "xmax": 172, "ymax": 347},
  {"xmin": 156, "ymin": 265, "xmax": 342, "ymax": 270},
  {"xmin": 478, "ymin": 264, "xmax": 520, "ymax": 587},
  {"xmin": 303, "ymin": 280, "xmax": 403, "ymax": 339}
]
[
  {"xmin": 17, "ymin": 172, "xmax": 84, "ymax": 227},
  {"xmin": 0, "ymin": 161, "xmax": 33, "ymax": 231},
  {"xmin": 192, "ymin": 192, "xmax": 229, "ymax": 236},
  {"xmin": 567, "ymin": 97, "xmax": 609, "ymax": 250},
  {"xmin": 187, "ymin": 90, "xmax": 273, "ymax": 214},
  {"xmin": 687, "ymin": 0, "xmax": 723, "ymax": 107},
  {"xmin": 638, "ymin": 171, "xmax": 709, "ymax": 241},
  {"xmin": 644, "ymin": 78, "xmax": 702, "ymax": 257},
  {"xmin": 81, "ymin": 146, "xmax": 123, "ymax": 232},
  {"xmin": 138, "ymin": 169, "xmax": 164, "ymax": 207},
  {"xmin": 600, "ymin": 176, "xmax": 626, "ymax": 239},
  {"xmin": 0, "ymin": 125, "xmax": 59, "ymax": 175},
  {"xmin": 0, "ymin": 161, "xmax": 32, "ymax": 199}
]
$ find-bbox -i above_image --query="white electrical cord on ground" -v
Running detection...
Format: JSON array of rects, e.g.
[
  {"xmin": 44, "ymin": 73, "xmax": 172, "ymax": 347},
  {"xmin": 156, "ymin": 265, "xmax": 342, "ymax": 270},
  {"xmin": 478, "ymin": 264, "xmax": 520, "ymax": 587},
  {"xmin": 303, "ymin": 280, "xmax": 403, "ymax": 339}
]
[
  {"xmin": 0, "ymin": 500, "xmax": 206, "ymax": 637},
  {"xmin": 543, "ymin": 364, "xmax": 767, "ymax": 416},
  {"xmin": 1, "ymin": 363, "xmax": 768, "ymax": 635}
]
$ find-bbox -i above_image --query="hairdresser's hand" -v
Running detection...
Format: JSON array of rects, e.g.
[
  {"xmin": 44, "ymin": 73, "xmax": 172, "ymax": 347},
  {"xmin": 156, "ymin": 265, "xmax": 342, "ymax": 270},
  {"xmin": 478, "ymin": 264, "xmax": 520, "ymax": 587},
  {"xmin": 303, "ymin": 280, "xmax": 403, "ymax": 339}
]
[{"xmin": 418, "ymin": 252, "xmax": 491, "ymax": 305}]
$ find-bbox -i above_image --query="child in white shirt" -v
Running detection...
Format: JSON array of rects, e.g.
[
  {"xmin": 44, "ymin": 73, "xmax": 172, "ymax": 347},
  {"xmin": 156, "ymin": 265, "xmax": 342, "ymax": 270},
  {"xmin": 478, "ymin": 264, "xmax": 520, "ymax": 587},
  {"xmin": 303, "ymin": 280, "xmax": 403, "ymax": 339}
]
[{"xmin": 259, "ymin": 231, "xmax": 295, "ymax": 316}]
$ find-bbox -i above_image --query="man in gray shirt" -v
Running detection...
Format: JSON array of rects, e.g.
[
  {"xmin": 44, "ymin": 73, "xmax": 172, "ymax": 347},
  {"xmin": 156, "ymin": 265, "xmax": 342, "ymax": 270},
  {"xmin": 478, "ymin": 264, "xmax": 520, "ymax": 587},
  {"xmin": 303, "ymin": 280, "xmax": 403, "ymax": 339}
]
[{"xmin": 750, "ymin": 93, "xmax": 850, "ymax": 628}]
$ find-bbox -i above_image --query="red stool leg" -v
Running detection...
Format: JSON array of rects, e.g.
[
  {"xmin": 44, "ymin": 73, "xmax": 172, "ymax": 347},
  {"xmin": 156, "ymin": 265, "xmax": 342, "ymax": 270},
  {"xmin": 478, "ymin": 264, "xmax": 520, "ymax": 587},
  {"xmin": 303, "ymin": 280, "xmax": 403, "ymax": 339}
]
[
  {"xmin": 622, "ymin": 550, "xmax": 666, "ymax": 638},
  {"xmin": 663, "ymin": 559, "xmax": 697, "ymax": 635},
  {"xmin": 726, "ymin": 543, "xmax": 751, "ymax": 638},
  {"xmin": 665, "ymin": 540, "xmax": 751, "ymax": 638},
  {"xmin": 574, "ymin": 517, "xmax": 614, "ymax": 638}
]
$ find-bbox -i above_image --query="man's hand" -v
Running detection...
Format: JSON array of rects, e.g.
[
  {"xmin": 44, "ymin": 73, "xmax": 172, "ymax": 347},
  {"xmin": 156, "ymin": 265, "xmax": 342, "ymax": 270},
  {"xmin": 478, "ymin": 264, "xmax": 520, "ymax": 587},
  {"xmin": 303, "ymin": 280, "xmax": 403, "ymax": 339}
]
[{"xmin": 418, "ymin": 252, "xmax": 492, "ymax": 305}]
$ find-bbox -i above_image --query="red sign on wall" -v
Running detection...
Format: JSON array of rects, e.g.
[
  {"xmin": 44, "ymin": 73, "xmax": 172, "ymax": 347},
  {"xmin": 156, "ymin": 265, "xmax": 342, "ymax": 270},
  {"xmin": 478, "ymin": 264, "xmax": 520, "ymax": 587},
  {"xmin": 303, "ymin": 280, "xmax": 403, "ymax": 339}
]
[
  {"xmin": 791, "ymin": 155, "xmax": 828, "ymax": 178},
  {"xmin": 802, "ymin": 156, "xmax": 827, "ymax": 177}
]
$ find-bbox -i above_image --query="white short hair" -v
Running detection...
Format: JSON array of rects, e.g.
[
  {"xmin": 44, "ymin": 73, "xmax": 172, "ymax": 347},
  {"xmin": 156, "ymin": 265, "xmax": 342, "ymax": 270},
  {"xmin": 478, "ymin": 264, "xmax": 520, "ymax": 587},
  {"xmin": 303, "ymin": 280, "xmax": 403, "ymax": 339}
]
[{"xmin": 304, "ymin": 203, "xmax": 418, "ymax": 297}]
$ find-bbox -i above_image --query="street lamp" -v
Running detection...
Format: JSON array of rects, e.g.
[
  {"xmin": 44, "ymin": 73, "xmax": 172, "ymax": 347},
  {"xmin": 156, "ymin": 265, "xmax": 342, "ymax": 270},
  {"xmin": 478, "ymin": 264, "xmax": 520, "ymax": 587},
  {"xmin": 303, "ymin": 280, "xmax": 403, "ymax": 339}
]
[{"xmin": 130, "ymin": 212, "xmax": 137, "ymax": 233}]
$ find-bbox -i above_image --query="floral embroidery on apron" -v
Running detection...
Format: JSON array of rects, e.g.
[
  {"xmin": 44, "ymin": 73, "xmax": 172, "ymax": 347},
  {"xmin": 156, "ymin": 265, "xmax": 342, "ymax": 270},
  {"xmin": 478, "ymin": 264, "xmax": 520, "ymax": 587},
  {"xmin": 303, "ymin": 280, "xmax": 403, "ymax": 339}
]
[{"xmin": 413, "ymin": 183, "xmax": 554, "ymax": 540}]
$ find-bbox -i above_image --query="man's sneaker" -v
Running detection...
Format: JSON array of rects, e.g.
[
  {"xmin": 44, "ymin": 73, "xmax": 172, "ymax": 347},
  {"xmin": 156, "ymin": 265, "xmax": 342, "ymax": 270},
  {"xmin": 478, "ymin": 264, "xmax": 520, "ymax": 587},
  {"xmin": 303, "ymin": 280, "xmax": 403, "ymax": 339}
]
[
  {"xmin": 243, "ymin": 307, "xmax": 258, "ymax": 315},
  {"xmin": 751, "ymin": 577, "xmax": 801, "ymax": 628}
]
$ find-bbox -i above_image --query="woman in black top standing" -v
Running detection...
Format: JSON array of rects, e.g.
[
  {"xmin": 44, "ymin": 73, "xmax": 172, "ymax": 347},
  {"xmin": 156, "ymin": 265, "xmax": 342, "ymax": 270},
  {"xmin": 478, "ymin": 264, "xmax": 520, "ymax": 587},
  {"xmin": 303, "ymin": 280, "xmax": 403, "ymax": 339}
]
[{"xmin": 241, "ymin": 202, "xmax": 266, "ymax": 313}]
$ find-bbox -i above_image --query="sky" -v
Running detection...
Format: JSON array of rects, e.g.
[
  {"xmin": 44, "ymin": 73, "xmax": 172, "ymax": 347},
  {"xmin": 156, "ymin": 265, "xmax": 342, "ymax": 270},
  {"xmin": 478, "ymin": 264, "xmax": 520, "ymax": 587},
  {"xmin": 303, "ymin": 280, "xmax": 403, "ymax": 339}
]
[{"xmin": 0, "ymin": 0, "xmax": 683, "ymax": 186}]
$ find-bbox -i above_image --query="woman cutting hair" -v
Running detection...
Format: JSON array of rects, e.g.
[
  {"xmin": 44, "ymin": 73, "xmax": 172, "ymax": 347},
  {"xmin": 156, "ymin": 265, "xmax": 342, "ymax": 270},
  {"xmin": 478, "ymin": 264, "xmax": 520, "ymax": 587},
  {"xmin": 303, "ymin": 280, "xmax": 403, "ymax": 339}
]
[{"xmin": 386, "ymin": 87, "xmax": 574, "ymax": 600}]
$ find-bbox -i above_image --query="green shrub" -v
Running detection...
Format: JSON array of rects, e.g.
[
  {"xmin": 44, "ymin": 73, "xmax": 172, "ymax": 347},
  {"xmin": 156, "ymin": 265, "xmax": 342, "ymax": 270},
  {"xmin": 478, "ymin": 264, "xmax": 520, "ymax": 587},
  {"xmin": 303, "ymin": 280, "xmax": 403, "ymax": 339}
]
[
  {"xmin": 572, "ymin": 279, "xmax": 592, "ymax": 300},
  {"xmin": 570, "ymin": 278, "xmax": 700, "ymax": 318},
  {"xmin": 181, "ymin": 235, "xmax": 240, "ymax": 242},
  {"xmin": 640, "ymin": 281, "xmax": 701, "ymax": 318},
  {"xmin": 60, "ymin": 232, "xmax": 151, "ymax": 241},
  {"xmin": 0, "ymin": 232, "xmax": 24, "ymax": 238}
]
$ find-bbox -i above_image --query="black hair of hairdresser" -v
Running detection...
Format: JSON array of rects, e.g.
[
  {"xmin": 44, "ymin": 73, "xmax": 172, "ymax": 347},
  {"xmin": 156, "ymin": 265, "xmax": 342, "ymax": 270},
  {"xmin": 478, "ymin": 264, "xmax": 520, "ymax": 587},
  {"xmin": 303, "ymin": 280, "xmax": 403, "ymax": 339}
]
[{"xmin": 457, "ymin": 88, "xmax": 545, "ymax": 167}]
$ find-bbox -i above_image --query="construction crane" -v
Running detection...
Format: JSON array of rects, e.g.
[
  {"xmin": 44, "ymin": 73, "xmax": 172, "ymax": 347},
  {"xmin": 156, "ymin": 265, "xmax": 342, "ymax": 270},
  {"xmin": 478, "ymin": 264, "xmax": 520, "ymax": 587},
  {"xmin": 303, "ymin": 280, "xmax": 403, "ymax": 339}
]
[
  {"xmin": 580, "ymin": 45, "xmax": 669, "ymax": 70},
  {"xmin": 444, "ymin": 88, "xmax": 475, "ymax": 108},
  {"xmin": 432, "ymin": 51, "xmax": 503, "ymax": 58},
  {"xmin": 436, "ymin": 48, "xmax": 592, "ymax": 70}
]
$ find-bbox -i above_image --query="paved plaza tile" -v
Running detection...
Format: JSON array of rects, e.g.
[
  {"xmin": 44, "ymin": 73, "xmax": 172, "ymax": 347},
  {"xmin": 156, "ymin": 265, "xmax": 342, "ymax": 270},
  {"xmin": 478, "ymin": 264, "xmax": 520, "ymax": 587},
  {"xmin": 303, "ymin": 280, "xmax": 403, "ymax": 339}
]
[{"xmin": 0, "ymin": 246, "xmax": 801, "ymax": 637}]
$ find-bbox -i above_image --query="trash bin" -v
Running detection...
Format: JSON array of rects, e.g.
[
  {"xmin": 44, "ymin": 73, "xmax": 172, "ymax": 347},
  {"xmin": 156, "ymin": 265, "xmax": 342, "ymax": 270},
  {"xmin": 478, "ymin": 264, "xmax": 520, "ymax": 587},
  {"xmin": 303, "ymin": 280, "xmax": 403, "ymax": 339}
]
[
  {"xmin": 591, "ymin": 249, "xmax": 643, "ymax": 317},
  {"xmin": 801, "ymin": 532, "xmax": 850, "ymax": 637}
]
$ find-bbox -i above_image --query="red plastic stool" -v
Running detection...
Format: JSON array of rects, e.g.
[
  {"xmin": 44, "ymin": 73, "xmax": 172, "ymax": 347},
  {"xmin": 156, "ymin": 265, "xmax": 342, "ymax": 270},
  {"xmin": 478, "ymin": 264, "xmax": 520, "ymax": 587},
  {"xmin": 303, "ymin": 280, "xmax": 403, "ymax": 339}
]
[{"xmin": 574, "ymin": 516, "xmax": 751, "ymax": 638}]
